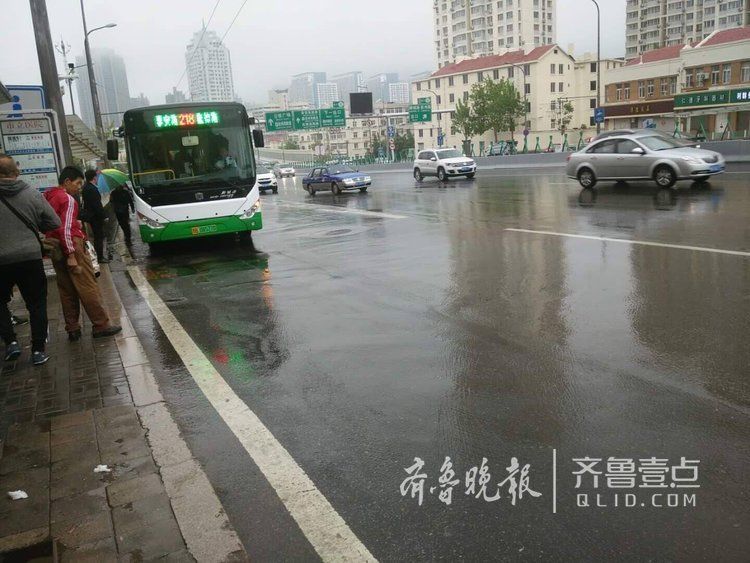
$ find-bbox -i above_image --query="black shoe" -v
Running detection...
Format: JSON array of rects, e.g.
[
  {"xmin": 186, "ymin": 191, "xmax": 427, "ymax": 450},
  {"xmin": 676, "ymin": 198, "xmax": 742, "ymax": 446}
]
[
  {"xmin": 4, "ymin": 341, "xmax": 21, "ymax": 361},
  {"xmin": 92, "ymin": 325, "xmax": 122, "ymax": 339},
  {"xmin": 31, "ymin": 351, "xmax": 49, "ymax": 365},
  {"xmin": 11, "ymin": 315, "xmax": 28, "ymax": 326},
  {"xmin": 68, "ymin": 329, "xmax": 82, "ymax": 342}
]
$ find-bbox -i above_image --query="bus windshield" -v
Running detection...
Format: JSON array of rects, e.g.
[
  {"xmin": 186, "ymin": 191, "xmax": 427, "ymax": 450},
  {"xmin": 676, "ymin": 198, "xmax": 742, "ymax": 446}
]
[{"xmin": 128, "ymin": 125, "xmax": 253, "ymax": 188}]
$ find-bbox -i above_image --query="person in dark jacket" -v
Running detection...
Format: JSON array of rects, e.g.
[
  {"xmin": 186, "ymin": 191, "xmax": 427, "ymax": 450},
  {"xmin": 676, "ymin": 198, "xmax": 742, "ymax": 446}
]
[
  {"xmin": 0, "ymin": 154, "xmax": 61, "ymax": 365},
  {"xmin": 80, "ymin": 169, "xmax": 108, "ymax": 263},
  {"xmin": 110, "ymin": 183, "xmax": 134, "ymax": 247}
]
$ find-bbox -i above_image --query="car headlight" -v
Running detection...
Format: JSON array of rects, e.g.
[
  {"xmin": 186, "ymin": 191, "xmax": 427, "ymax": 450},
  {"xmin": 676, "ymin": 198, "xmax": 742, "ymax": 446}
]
[
  {"xmin": 240, "ymin": 199, "xmax": 261, "ymax": 219},
  {"xmin": 344, "ymin": 179, "xmax": 355, "ymax": 185},
  {"xmin": 681, "ymin": 156, "xmax": 701, "ymax": 164},
  {"xmin": 364, "ymin": 176, "xmax": 371, "ymax": 182},
  {"xmin": 137, "ymin": 212, "xmax": 165, "ymax": 229}
]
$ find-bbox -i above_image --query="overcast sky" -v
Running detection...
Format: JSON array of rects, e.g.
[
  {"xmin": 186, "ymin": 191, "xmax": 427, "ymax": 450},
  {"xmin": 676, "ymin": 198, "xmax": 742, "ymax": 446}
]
[{"xmin": 2, "ymin": 0, "xmax": 625, "ymax": 109}]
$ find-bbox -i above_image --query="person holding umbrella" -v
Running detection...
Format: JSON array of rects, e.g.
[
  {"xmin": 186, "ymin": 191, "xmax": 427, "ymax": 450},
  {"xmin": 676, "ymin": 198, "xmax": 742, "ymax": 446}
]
[{"xmin": 96, "ymin": 169, "xmax": 133, "ymax": 250}]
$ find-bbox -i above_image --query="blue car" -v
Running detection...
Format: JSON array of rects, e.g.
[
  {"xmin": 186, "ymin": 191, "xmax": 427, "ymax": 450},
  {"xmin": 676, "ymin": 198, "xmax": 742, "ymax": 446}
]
[{"xmin": 302, "ymin": 165, "xmax": 372, "ymax": 196}]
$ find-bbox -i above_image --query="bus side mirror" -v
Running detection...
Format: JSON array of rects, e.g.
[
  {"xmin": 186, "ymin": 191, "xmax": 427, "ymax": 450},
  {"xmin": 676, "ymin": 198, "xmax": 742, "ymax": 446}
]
[
  {"xmin": 106, "ymin": 139, "xmax": 119, "ymax": 161},
  {"xmin": 252, "ymin": 129, "xmax": 265, "ymax": 148}
]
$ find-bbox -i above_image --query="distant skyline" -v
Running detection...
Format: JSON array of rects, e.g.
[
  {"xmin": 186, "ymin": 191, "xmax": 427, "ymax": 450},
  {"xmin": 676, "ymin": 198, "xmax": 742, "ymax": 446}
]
[{"xmin": 1, "ymin": 0, "xmax": 625, "ymax": 111}]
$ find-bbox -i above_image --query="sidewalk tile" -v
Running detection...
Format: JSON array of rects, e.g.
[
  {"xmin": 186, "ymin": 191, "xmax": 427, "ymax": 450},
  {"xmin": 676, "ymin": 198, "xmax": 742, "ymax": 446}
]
[
  {"xmin": 111, "ymin": 493, "xmax": 174, "ymax": 537},
  {"xmin": 107, "ymin": 473, "xmax": 164, "ymax": 507},
  {"xmin": 115, "ymin": 514, "xmax": 184, "ymax": 561},
  {"xmin": 58, "ymin": 536, "xmax": 118, "ymax": 563}
]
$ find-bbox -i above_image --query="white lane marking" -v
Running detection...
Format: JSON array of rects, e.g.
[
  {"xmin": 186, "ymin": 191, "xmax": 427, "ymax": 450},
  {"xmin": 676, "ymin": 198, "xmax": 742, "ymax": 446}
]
[
  {"xmin": 505, "ymin": 228, "xmax": 750, "ymax": 257},
  {"xmin": 127, "ymin": 265, "xmax": 377, "ymax": 562},
  {"xmin": 270, "ymin": 200, "xmax": 407, "ymax": 220}
]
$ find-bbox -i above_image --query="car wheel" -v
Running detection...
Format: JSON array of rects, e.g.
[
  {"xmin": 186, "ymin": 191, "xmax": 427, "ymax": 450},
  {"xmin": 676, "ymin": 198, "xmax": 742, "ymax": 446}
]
[
  {"xmin": 437, "ymin": 167, "xmax": 448, "ymax": 182},
  {"xmin": 359, "ymin": 187, "xmax": 368, "ymax": 193},
  {"xmin": 414, "ymin": 168, "xmax": 423, "ymax": 182},
  {"xmin": 654, "ymin": 165, "xmax": 676, "ymax": 188},
  {"xmin": 309, "ymin": 186, "xmax": 315, "ymax": 196},
  {"xmin": 577, "ymin": 168, "xmax": 596, "ymax": 189},
  {"xmin": 272, "ymin": 187, "xmax": 278, "ymax": 194},
  {"xmin": 466, "ymin": 173, "xmax": 475, "ymax": 179},
  {"xmin": 331, "ymin": 182, "xmax": 341, "ymax": 195}
]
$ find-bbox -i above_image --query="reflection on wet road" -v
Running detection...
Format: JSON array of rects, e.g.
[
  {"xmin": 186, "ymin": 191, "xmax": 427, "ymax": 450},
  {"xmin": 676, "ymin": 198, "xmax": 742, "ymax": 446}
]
[{"xmin": 116, "ymin": 167, "xmax": 750, "ymax": 560}]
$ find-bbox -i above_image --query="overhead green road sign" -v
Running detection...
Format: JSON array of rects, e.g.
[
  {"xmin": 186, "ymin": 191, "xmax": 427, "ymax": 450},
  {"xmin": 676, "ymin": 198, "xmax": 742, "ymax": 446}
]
[
  {"xmin": 265, "ymin": 111, "xmax": 294, "ymax": 132},
  {"xmin": 320, "ymin": 107, "xmax": 346, "ymax": 127},
  {"xmin": 333, "ymin": 101, "xmax": 344, "ymax": 109},
  {"xmin": 418, "ymin": 97, "xmax": 431, "ymax": 107},
  {"xmin": 408, "ymin": 104, "xmax": 432, "ymax": 123},
  {"xmin": 293, "ymin": 109, "xmax": 321, "ymax": 130}
]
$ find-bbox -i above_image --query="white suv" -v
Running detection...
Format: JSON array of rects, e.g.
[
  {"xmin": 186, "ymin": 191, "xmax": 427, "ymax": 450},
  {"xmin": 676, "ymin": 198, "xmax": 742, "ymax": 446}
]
[{"xmin": 413, "ymin": 148, "xmax": 476, "ymax": 182}]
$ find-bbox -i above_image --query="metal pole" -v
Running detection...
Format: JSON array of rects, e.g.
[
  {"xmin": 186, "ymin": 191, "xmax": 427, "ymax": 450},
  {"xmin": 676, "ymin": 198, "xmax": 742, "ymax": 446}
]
[
  {"xmin": 81, "ymin": 0, "xmax": 105, "ymax": 143},
  {"xmin": 592, "ymin": 0, "xmax": 601, "ymax": 134},
  {"xmin": 29, "ymin": 0, "xmax": 73, "ymax": 165}
]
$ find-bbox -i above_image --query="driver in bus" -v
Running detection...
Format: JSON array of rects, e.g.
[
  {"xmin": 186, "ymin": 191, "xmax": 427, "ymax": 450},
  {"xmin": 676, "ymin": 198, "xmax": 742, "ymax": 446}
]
[{"xmin": 214, "ymin": 145, "xmax": 237, "ymax": 171}]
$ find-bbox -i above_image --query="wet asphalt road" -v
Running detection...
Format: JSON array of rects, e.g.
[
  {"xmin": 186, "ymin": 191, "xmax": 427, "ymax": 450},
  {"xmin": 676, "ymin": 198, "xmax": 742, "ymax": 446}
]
[{"xmin": 113, "ymin": 165, "xmax": 750, "ymax": 561}]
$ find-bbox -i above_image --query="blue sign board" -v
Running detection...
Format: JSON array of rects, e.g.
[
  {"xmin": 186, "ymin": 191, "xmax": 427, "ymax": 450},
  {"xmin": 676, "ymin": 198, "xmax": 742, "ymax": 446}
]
[
  {"xmin": 594, "ymin": 107, "xmax": 605, "ymax": 124},
  {"xmin": 386, "ymin": 125, "xmax": 395, "ymax": 138},
  {"xmin": 437, "ymin": 134, "xmax": 445, "ymax": 147}
]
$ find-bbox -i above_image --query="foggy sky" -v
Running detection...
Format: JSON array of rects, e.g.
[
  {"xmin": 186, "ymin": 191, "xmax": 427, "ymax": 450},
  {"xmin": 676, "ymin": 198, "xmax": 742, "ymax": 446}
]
[{"xmin": 1, "ymin": 0, "xmax": 625, "ymax": 110}]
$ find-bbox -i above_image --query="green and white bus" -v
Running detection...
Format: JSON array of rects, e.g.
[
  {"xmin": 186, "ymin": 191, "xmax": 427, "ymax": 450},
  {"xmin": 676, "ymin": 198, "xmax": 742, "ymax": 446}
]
[{"xmin": 122, "ymin": 102, "xmax": 264, "ymax": 245}]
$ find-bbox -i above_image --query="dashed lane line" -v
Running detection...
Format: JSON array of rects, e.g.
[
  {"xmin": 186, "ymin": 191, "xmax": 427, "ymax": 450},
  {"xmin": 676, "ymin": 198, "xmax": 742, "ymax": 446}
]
[
  {"xmin": 127, "ymin": 265, "xmax": 377, "ymax": 562},
  {"xmin": 505, "ymin": 228, "xmax": 750, "ymax": 257}
]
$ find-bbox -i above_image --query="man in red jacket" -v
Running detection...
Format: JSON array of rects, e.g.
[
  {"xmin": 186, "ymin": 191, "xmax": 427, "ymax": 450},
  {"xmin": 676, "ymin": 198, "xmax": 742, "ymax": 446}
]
[{"xmin": 44, "ymin": 166, "xmax": 121, "ymax": 341}]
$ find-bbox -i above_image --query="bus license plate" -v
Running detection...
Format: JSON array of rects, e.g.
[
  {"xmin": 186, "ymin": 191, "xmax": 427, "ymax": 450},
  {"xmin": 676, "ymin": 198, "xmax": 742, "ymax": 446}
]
[{"xmin": 192, "ymin": 225, "xmax": 217, "ymax": 235}]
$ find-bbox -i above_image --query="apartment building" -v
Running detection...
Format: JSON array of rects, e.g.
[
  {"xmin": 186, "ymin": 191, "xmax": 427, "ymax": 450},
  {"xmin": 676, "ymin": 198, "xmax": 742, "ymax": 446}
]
[
  {"xmin": 184, "ymin": 29, "xmax": 235, "ymax": 103},
  {"xmin": 625, "ymin": 0, "xmax": 750, "ymax": 58},
  {"xmin": 605, "ymin": 27, "xmax": 750, "ymax": 136},
  {"xmin": 433, "ymin": 0, "xmax": 557, "ymax": 69},
  {"xmin": 316, "ymin": 83, "xmax": 341, "ymax": 109},
  {"xmin": 410, "ymin": 45, "xmax": 612, "ymax": 153}
]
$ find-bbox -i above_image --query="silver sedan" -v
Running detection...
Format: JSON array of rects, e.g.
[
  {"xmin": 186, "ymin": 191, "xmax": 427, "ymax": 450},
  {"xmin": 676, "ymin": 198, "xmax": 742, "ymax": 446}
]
[{"xmin": 566, "ymin": 134, "xmax": 725, "ymax": 189}]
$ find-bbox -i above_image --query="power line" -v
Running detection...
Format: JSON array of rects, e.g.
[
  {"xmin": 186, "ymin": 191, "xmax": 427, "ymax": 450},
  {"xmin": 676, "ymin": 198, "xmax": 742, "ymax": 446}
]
[
  {"xmin": 175, "ymin": 0, "xmax": 223, "ymax": 90},
  {"xmin": 219, "ymin": 0, "xmax": 249, "ymax": 43}
]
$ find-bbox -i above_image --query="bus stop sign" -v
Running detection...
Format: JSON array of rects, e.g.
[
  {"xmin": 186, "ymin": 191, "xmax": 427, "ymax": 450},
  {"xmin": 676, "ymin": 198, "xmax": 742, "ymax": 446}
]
[{"xmin": 594, "ymin": 107, "xmax": 605, "ymax": 124}]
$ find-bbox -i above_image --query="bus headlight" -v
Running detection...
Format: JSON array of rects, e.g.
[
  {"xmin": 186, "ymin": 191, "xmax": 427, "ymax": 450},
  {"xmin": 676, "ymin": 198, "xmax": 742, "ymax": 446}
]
[
  {"xmin": 240, "ymin": 199, "xmax": 261, "ymax": 219},
  {"xmin": 137, "ymin": 212, "xmax": 165, "ymax": 229}
]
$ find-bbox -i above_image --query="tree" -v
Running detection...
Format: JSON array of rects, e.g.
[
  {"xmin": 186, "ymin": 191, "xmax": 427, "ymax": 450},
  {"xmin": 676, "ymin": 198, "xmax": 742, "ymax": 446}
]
[
  {"xmin": 470, "ymin": 78, "xmax": 526, "ymax": 142},
  {"xmin": 554, "ymin": 101, "xmax": 575, "ymax": 134},
  {"xmin": 451, "ymin": 98, "xmax": 475, "ymax": 139},
  {"xmin": 281, "ymin": 139, "xmax": 299, "ymax": 150}
]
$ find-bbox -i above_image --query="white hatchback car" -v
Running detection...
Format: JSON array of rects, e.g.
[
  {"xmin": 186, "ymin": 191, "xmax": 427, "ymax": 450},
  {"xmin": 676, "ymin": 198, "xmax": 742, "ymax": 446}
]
[{"xmin": 413, "ymin": 148, "xmax": 477, "ymax": 182}]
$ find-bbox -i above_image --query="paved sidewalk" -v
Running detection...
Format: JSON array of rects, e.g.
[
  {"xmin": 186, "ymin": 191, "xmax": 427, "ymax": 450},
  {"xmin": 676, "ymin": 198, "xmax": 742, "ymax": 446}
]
[{"xmin": 0, "ymin": 262, "xmax": 197, "ymax": 561}]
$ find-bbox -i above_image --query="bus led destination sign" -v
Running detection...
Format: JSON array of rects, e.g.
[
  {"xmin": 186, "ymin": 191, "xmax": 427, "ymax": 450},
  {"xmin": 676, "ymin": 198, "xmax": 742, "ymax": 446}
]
[{"xmin": 154, "ymin": 111, "xmax": 220, "ymax": 128}]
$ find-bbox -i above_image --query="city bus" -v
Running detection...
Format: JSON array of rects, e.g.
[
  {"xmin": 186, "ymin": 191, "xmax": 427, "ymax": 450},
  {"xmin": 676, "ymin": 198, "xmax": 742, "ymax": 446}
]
[{"xmin": 121, "ymin": 102, "xmax": 264, "ymax": 246}]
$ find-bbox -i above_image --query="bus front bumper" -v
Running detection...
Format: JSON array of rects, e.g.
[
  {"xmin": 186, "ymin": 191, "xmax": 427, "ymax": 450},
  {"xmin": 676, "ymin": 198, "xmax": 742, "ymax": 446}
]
[{"xmin": 139, "ymin": 212, "xmax": 263, "ymax": 243}]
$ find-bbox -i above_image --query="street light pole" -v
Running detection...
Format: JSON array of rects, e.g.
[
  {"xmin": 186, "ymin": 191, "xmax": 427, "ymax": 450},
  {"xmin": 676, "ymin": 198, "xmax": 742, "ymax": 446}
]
[
  {"xmin": 591, "ymin": 0, "xmax": 601, "ymax": 134},
  {"xmin": 80, "ymin": 0, "xmax": 116, "ymax": 143}
]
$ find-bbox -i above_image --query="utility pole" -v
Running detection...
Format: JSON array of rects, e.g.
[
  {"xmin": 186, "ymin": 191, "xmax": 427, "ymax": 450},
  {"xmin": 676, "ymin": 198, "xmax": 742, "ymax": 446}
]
[
  {"xmin": 55, "ymin": 37, "xmax": 76, "ymax": 115},
  {"xmin": 591, "ymin": 0, "xmax": 602, "ymax": 135},
  {"xmin": 29, "ymin": 0, "xmax": 73, "ymax": 165},
  {"xmin": 80, "ymin": 0, "xmax": 105, "ymax": 143}
]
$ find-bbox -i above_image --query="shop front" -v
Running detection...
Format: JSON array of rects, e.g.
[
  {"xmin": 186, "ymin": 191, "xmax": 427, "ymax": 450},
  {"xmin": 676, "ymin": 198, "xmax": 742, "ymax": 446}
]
[
  {"xmin": 602, "ymin": 100, "xmax": 676, "ymax": 133},
  {"xmin": 674, "ymin": 87, "xmax": 750, "ymax": 139}
]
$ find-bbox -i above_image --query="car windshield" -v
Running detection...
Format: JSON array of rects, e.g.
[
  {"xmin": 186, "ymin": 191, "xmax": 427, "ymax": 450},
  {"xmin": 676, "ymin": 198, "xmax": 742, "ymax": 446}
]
[
  {"xmin": 277, "ymin": 163, "xmax": 292, "ymax": 168},
  {"xmin": 257, "ymin": 166, "xmax": 271, "ymax": 174},
  {"xmin": 436, "ymin": 149, "xmax": 463, "ymax": 159},
  {"xmin": 330, "ymin": 165, "xmax": 355, "ymax": 174},
  {"xmin": 637, "ymin": 136, "xmax": 682, "ymax": 151}
]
